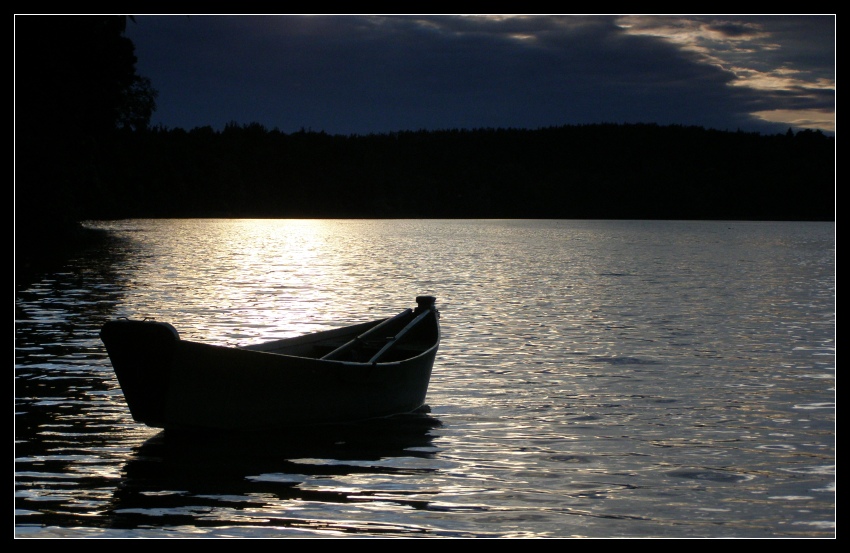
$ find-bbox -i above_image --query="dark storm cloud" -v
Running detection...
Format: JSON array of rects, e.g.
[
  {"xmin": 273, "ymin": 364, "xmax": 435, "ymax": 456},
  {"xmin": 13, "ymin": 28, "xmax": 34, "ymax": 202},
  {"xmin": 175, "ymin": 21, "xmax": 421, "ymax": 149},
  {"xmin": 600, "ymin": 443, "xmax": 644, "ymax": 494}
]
[{"xmin": 122, "ymin": 14, "xmax": 834, "ymax": 136}]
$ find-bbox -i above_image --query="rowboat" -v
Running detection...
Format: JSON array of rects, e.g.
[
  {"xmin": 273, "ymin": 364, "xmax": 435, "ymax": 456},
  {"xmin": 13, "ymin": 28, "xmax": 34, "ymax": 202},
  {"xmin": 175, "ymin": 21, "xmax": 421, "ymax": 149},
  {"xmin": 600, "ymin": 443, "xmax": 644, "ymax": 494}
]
[{"xmin": 100, "ymin": 296, "xmax": 440, "ymax": 432}]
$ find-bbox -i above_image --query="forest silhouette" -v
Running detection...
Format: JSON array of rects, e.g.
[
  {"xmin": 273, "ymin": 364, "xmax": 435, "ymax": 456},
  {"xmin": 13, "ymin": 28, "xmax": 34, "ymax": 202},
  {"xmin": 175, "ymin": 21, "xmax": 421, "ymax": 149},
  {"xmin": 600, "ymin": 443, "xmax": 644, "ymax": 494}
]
[{"xmin": 15, "ymin": 16, "xmax": 835, "ymax": 273}]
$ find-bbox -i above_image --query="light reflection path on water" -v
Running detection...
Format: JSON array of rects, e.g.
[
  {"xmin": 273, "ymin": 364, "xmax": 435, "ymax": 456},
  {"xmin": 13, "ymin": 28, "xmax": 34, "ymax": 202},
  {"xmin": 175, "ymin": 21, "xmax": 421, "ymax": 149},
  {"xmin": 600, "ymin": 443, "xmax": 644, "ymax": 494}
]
[{"xmin": 15, "ymin": 219, "xmax": 834, "ymax": 537}]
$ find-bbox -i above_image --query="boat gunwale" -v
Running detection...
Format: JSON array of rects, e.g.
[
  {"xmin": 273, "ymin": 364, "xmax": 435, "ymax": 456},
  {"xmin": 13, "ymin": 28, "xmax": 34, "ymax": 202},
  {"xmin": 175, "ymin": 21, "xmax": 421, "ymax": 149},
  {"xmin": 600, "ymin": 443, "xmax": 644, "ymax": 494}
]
[
  {"xmin": 236, "ymin": 305, "xmax": 440, "ymax": 365},
  {"xmin": 238, "ymin": 318, "xmax": 386, "ymax": 353}
]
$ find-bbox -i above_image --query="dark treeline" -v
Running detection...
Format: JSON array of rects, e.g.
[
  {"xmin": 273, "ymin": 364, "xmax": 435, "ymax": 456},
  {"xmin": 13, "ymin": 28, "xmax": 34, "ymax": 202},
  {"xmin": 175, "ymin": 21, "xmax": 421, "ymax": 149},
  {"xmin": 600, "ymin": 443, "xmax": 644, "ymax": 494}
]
[
  {"xmin": 16, "ymin": 15, "xmax": 156, "ymax": 272},
  {"xmin": 88, "ymin": 122, "xmax": 834, "ymax": 221}
]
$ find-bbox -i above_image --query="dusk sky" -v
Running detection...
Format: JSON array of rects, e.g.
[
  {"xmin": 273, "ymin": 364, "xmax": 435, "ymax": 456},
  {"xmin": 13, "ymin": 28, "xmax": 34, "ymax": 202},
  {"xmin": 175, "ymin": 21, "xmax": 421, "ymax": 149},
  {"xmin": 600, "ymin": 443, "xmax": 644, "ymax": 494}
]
[{"xmin": 123, "ymin": 14, "xmax": 835, "ymax": 137}]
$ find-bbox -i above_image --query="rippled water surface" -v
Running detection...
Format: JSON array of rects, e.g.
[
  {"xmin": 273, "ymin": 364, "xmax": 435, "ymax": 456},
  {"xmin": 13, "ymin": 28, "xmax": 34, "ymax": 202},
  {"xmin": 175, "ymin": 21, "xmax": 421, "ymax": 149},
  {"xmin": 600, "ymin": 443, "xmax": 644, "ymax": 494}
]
[{"xmin": 15, "ymin": 219, "xmax": 835, "ymax": 538}]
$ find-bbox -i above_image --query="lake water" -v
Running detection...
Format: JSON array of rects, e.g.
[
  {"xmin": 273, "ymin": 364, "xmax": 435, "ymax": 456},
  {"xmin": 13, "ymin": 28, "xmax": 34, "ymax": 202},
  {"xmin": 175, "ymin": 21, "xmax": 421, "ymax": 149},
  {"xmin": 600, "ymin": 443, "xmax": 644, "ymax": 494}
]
[{"xmin": 15, "ymin": 219, "xmax": 835, "ymax": 538}]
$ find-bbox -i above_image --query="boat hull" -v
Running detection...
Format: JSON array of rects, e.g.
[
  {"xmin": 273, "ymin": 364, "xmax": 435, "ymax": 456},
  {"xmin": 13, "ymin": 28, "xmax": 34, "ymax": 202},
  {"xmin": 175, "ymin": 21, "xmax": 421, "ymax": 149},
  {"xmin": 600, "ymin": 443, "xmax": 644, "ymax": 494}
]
[{"xmin": 101, "ymin": 299, "xmax": 440, "ymax": 431}]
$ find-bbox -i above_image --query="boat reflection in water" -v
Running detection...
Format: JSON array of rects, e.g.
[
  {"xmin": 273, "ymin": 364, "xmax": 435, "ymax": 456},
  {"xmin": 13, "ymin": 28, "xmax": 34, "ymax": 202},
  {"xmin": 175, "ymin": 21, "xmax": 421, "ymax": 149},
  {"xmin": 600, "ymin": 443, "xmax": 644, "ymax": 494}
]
[{"xmin": 107, "ymin": 410, "xmax": 443, "ymax": 534}]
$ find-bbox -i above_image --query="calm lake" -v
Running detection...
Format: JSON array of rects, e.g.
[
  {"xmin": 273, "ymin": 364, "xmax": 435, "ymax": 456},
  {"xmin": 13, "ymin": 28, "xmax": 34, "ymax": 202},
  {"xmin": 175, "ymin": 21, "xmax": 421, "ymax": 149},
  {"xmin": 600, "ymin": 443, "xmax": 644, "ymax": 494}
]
[{"xmin": 15, "ymin": 219, "xmax": 835, "ymax": 538}]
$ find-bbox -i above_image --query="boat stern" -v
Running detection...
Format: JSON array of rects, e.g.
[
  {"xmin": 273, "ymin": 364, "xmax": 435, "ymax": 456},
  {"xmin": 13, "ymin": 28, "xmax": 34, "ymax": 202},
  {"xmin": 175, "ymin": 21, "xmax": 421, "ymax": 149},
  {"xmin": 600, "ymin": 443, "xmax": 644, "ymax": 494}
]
[{"xmin": 100, "ymin": 320, "xmax": 179, "ymax": 428}]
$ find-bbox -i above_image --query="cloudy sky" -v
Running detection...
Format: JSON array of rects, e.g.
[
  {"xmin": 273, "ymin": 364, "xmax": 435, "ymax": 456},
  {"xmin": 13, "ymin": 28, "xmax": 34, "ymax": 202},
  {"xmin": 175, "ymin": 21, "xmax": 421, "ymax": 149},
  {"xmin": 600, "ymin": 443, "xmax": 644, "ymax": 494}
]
[{"xmin": 123, "ymin": 14, "xmax": 835, "ymax": 136}]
